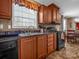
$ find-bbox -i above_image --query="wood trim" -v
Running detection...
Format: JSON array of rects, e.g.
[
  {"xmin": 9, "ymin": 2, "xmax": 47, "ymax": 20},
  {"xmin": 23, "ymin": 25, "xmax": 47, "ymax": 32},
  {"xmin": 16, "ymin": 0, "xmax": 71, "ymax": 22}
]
[
  {"xmin": 48, "ymin": 3, "xmax": 59, "ymax": 9},
  {"xmin": 16, "ymin": 0, "xmax": 41, "ymax": 11}
]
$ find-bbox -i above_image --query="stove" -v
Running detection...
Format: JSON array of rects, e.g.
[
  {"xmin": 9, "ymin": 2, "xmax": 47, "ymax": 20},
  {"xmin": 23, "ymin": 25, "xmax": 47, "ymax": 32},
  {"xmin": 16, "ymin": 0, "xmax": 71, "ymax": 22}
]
[{"xmin": 56, "ymin": 31, "xmax": 65, "ymax": 50}]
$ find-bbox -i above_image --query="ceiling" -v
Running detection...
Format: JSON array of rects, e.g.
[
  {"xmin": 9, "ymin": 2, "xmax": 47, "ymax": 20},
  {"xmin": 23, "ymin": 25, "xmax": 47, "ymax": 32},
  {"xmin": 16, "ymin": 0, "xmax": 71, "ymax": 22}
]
[{"xmin": 34, "ymin": 0, "xmax": 79, "ymax": 17}]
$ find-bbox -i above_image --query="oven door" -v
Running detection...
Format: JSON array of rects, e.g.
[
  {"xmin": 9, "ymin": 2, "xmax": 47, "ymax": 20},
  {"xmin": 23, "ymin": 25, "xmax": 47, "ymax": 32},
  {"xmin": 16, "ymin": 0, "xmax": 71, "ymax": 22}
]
[
  {"xmin": 0, "ymin": 48, "xmax": 18, "ymax": 59},
  {"xmin": 0, "ymin": 41, "xmax": 18, "ymax": 59}
]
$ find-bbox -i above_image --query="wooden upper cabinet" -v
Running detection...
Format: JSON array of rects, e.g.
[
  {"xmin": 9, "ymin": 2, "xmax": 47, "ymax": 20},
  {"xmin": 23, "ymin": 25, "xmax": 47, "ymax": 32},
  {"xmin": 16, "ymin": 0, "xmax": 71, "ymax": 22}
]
[
  {"xmin": 38, "ymin": 5, "xmax": 49, "ymax": 24},
  {"xmin": 47, "ymin": 7, "xmax": 52, "ymax": 23},
  {"xmin": 43, "ymin": 6, "xmax": 48, "ymax": 24},
  {"xmin": 38, "ymin": 3, "xmax": 61, "ymax": 24},
  {"xmin": 53, "ymin": 7, "xmax": 58, "ymax": 22},
  {"xmin": 48, "ymin": 4, "xmax": 61, "ymax": 24},
  {"xmin": 0, "ymin": 0, "xmax": 12, "ymax": 19},
  {"xmin": 18, "ymin": 37, "xmax": 36, "ymax": 59},
  {"xmin": 38, "ymin": 5, "xmax": 44, "ymax": 24}
]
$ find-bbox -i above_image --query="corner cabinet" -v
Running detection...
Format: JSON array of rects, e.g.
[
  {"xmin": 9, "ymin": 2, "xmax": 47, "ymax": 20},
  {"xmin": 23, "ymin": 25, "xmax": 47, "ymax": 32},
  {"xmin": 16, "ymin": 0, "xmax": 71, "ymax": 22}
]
[
  {"xmin": 0, "ymin": 0, "xmax": 12, "ymax": 19},
  {"xmin": 18, "ymin": 36, "xmax": 36, "ymax": 59}
]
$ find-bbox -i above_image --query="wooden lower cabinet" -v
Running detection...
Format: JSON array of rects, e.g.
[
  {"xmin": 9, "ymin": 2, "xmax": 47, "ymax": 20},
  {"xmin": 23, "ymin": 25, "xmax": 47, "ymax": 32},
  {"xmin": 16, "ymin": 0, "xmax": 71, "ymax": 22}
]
[
  {"xmin": 37, "ymin": 35, "xmax": 47, "ymax": 59},
  {"xmin": 18, "ymin": 36, "xmax": 36, "ymax": 59},
  {"xmin": 47, "ymin": 33, "xmax": 57, "ymax": 54},
  {"xmin": 18, "ymin": 33, "xmax": 57, "ymax": 59},
  {"xmin": 47, "ymin": 33, "xmax": 54, "ymax": 54},
  {"xmin": 48, "ymin": 45, "xmax": 53, "ymax": 54}
]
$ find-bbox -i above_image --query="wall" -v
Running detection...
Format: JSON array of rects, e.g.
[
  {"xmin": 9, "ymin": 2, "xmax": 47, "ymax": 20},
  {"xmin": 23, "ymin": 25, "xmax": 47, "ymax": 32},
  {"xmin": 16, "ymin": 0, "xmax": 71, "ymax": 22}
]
[
  {"xmin": 55, "ymin": 25, "xmax": 61, "ymax": 31},
  {"xmin": 76, "ymin": 23, "xmax": 79, "ymax": 30},
  {"xmin": 63, "ymin": 18, "xmax": 67, "ymax": 31},
  {"xmin": 67, "ymin": 18, "xmax": 75, "ymax": 30},
  {"xmin": 74, "ymin": 18, "xmax": 79, "ymax": 30},
  {"xmin": 0, "ymin": 19, "xmax": 40, "ymax": 31}
]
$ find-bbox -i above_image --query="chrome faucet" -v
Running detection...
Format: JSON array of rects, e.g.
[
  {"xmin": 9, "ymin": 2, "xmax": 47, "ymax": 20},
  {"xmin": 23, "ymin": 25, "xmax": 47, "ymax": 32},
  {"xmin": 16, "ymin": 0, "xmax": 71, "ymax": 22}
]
[
  {"xmin": 26, "ymin": 26, "xmax": 35, "ymax": 34},
  {"xmin": 28, "ymin": 26, "xmax": 34, "ymax": 29}
]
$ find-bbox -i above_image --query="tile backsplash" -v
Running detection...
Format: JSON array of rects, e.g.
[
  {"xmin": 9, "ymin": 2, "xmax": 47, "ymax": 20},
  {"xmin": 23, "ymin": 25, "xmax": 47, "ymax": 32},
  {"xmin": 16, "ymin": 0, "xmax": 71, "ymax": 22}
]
[{"xmin": 0, "ymin": 19, "xmax": 11, "ymax": 30}]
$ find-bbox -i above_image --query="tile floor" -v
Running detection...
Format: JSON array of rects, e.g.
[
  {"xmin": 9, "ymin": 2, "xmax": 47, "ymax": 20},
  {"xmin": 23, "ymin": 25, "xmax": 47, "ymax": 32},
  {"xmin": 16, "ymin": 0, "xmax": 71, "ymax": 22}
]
[{"xmin": 47, "ymin": 42, "xmax": 79, "ymax": 59}]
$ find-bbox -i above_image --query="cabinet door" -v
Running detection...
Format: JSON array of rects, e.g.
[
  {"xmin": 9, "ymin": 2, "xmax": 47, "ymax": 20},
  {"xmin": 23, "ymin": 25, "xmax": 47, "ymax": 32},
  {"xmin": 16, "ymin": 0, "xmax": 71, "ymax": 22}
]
[
  {"xmin": 47, "ymin": 7, "xmax": 52, "ymax": 23},
  {"xmin": 19, "ymin": 37, "xmax": 36, "ymax": 59},
  {"xmin": 52, "ymin": 7, "xmax": 57, "ymax": 22},
  {"xmin": 38, "ymin": 5, "xmax": 48, "ymax": 24},
  {"xmin": 37, "ymin": 35, "xmax": 47, "ymax": 59},
  {"xmin": 48, "ymin": 4, "xmax": 61, "ymax": 23},
  {"xmin": 43, "ymin": 6, "xmax": 49, "ymax": 24},
  {"xmin": 31, "ymin": 37, "xmax": 36, "ymax": 59},
  {"xmin": 0, "ymin": 0, "xmax": 12, "ymax": 19},
  {"xmin": 48, "ymin": 5, "xmax": 57, "ymax": 23},
  {"xmin": 38, "ymin": 5, "xmax": 44, "ymax": 24}
]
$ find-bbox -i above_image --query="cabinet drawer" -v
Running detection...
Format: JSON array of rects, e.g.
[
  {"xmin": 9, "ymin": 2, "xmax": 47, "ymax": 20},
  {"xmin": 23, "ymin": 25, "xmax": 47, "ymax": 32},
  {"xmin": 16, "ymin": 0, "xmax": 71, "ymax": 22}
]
[
  {"xmin": 48, "ymin": 45, "xmax": 53, "ymax": 54},
  {"xmin": 38, "ymin": 55, "xmax": 46, "ymax": 59},
  {"xmin": 48, "ymin": 35, "xmax": 53, "ymax": 38},
  {"xmin": 48, "ymin": 42, "xmax": 53, "ymax": 46},
  {"xmin": 48, "ymin": 38, "xmax": 53, "ymax": 43},
  {"xmin": 20, "ymin": 37, "xmax": 32, "ymax": 43}
]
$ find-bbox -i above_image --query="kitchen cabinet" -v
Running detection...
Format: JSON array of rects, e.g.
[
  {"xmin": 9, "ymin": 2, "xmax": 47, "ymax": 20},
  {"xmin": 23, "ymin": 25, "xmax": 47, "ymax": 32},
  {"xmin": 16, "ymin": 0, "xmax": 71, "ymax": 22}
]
[
  {"xmin": 0, "ymin": 0, "xmax": 12, "ymax": 19},
  {"xmin": 18, "ymin": 33, "xmax": 56, "ymax": 59},
  {"xmin": 38, "ymin": 4, "xmax": 61, "ymax": 24},
  {"xmin": 47, "ymin": 33, "xmax": 54, "ymax": 54},
  {"xmin": 47, "ymin": 33, "xmax": 57, "ymax": 54},
  {"xmin": 18, "ymin": 36, "xmax": 36, "ymax": 59},
  {"xmin": 38, "ymin": 5, "xmax": 49, "ymax": 24},
  {"xmin": 48, "ymin": 4, "xmax": 61, "ymax": 24},
  {"xmin": 47, "ymin": 7, "xmax": 53, "ymax": 23},
  {"xmin": 48, "ymin": 5, "xmax": 56, "ymax": 23},
  {"xmin": 37, "ymin": 35, "xmax": 47, "ymax": 59}
]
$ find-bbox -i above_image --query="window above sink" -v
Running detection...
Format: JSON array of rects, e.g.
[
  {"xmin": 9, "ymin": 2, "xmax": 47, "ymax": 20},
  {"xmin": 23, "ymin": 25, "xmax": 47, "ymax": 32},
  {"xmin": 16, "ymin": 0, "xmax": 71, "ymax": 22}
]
[{"xmin": 12, "ymin": 3, "xmax": 38, "ymax": 29}]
